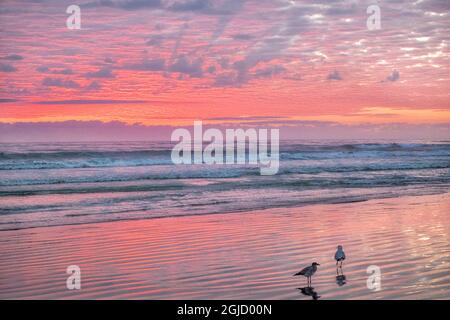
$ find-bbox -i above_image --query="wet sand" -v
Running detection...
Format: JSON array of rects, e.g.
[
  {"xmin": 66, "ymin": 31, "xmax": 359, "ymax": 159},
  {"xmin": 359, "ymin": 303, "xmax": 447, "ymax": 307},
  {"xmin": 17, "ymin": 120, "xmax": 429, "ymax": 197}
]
[{"xmin": 0, "ymin": 192, "xmax": 449, "ymax": 299}]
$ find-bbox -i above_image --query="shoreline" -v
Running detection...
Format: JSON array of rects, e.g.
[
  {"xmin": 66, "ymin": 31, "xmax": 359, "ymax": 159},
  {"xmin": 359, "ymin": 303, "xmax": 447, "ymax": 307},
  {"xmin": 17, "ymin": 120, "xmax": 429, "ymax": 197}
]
[
  {"xmin": 1, "ymin": 192, "xmax": 449, "ymax": 299},
  {"xmin": 1, "ymin": 186, "xmax": 449, "ymax": 232}
]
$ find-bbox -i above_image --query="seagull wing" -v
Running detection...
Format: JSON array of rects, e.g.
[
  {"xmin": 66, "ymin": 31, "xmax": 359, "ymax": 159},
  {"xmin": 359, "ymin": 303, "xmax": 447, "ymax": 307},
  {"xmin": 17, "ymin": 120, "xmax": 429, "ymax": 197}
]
[{"xmin": 294, "ymin": 266, "xmax": 311, "ymax": 276}]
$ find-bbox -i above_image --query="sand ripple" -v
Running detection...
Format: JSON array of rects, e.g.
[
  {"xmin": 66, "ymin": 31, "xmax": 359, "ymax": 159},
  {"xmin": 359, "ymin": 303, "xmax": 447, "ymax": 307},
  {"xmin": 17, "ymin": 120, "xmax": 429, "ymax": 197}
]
[{"xmin": 0, "ymin": 193, "xmax": 449, "ymax": 299}]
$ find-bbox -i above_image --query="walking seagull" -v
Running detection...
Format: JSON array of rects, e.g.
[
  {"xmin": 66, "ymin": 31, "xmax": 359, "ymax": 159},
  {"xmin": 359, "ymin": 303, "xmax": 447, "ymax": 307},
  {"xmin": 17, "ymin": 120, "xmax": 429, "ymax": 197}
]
[
  {"xmin": 334, "ymin": 245, "xmax": 346, "ymax": 268},
  {"xmin": 293, "ymin": 262, "xmax": 320, "ymax": 286}
]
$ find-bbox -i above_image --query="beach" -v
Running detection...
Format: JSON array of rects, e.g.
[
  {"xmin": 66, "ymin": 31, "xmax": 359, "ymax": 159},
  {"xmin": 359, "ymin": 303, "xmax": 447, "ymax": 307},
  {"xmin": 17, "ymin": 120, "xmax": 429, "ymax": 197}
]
[
  {"xmin": 1, "ymin": 0, "xmax": 450, "ymax": 303},
  {"xmin": 1, "ymin": 192, "xmax": 449, "ymax": 300}
]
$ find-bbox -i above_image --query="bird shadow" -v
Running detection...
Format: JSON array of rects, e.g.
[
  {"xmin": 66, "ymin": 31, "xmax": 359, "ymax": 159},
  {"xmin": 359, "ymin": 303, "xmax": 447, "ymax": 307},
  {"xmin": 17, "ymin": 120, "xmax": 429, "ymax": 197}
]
[
  {"xmin": 336, "ymin": 274, "xmax": 347, "ymax": 286},
  {"xmin": 335, "ymin": 264, "xmax": 347, "ymax": 286},
  {"xmin": 297, "ymin": 286, "xmax": 321, "ymax": 300}
]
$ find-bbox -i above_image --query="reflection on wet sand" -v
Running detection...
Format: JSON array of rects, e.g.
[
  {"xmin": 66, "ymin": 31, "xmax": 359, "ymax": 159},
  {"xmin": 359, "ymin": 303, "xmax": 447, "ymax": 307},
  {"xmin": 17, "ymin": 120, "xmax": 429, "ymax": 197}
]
[
  {"xmin": 298, "ymin": 287, "xmax": 321, "ymax": 300},
  {"xmin": 0, "ymin": 192, "xmax": 449, "ymax": 299}
]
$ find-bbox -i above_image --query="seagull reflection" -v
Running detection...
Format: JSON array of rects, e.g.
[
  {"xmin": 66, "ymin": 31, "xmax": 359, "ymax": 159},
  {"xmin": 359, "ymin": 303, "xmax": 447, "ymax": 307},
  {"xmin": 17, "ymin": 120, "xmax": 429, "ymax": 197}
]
[
  {"xmin": 298, "ymin": 287, "xmax": 321, "ymax": 300},
  {"xmin": 336, "ymin": 274, "xmax": 347, "ymax": 286}
]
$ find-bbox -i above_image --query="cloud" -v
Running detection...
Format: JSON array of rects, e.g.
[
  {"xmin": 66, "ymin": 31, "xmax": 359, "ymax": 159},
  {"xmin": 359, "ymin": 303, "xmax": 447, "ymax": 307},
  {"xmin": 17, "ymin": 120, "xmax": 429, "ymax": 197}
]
[
  {"xmin": 254, "ymin": 65, "xmax": 286, "ymax": 78},
  {"xmin": 0, "ymin": 98, "xmax": 20, "ymax": 103},
  {"xmin": 85, "ymin": 0, "xmax": 245, "ymax": 15},
  {"xmin": 85, "ymin": 81, "xmax": 102, "ymax": 91},
  {"xmin": 41, "ymin": 77, "xmax": 80, "ymax": 89},
  {"xmin": 169, "ymin": 0, "xmax": 208, "ymax": 12},
  {"xmin": 0, "ymin": 63, "xmax": 17, "ymax": 72},
  {"xmin": 213, "ymin": 72, "xmax": 241, "ymax": 87},
  {"xmin": 32, "ymin": 99, "xmax": 148, "ymax": 105},
  {"xmin": 211, "ymin": 5, "xmax": 313, "ymax": 87},
  {"xmin": 231, "ymin": 34, "xmax": 254, "ymax": 41},
  {"xmin": 36, "ymin": 66, "xmax": 74, "ymax": 75},
  {"xmin": 386, "ymin": 70, "xmax": 400, "ymax": 82},
  {"xmin": 206, "ymin": 65, "xmax": 216, "ymax": 74},
  {"xmin": 416, "ymin": 0, "xmax": 450, "ymax": 11},
  {"xmin": 86, "ymin": 0, "xmax": 163, "ymax": 10},
  {"xmin": 168, "ymin": 56, "xmax": 203, "ymax": 77},
  {"xmin": 123, "ymin": 58, "xmax": 166, "ymax": 71},
  {"xmin": 208, "ymin": 115, "xmax": 287, "ymax": 121},
  {"xmin": 213, "ymin": 62, "xmax": 286, "ymax": 86},
  {"xmin": 2, "ymin": 54, "xmax": 23, "ymax": 61},
  {"xmin": 1, "ymin": 120, "xmax": 449, "ymax": 142},
  {"xmin": 0, "ymin": 121, "xmax": 175, "ymax": 142},
  {"xmin": 85, "ymin": 66, "xmax": 116, "ymax": 79},
  {"xmin": 326, "ymin": 3, "xmax": 357, "ymax": 16},
  {"xmin": 169, "ymin": 0, "xmax": 244, "ymax": 15},
  {"xmin": 327, "ymin": 70, "xmax": 342, "ymax": 81},
  {"xmin": 146, "ymin": 34, "xmax": 165, "ymax": 46}
]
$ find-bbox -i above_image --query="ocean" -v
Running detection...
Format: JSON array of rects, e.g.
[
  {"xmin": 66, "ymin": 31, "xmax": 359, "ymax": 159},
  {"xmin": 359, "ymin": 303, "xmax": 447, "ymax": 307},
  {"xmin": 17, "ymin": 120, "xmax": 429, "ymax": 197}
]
[{"xmin": 1, "ymin": 140, "xmax": 449, "ymax": 231}]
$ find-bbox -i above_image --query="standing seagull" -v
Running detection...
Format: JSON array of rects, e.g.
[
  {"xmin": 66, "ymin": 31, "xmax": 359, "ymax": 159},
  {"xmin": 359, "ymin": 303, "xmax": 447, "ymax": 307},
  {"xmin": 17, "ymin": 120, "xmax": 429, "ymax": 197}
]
[
  {"xmin": 293, "ymin": 262, "xmax": 320, "ymax": 286},
  {"xmin": 334, "ymin": 245, "xmax": 346, "ymax": 268}
]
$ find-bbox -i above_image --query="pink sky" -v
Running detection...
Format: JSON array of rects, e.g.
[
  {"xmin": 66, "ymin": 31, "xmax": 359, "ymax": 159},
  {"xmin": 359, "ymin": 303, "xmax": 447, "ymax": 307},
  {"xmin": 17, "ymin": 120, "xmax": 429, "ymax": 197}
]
[{"xmin": 0, "ymin": 0, "xmax": 449, "ymax": 140}]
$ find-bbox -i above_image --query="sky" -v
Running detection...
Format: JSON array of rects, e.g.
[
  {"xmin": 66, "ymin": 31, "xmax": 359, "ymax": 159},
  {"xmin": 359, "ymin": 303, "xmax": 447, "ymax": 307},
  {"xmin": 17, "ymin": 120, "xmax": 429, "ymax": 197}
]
[{"xmin": 0, "ymin": 0, "xmax": 449, "ymax": 141}]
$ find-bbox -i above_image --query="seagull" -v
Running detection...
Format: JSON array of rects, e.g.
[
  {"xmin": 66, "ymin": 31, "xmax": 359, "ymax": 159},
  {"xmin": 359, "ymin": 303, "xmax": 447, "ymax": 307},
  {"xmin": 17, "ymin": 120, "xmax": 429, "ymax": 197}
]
[
  {"xmin": 334, "ymin": 245, "xmax": 346, "ymax": 268},
  {"xmin": 293, "ymin": 262, "xmax": 320, "ymax": 286}
]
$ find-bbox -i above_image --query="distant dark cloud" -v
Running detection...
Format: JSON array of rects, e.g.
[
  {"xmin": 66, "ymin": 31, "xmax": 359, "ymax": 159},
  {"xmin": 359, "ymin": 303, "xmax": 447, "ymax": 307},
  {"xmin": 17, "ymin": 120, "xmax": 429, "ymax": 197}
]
[
  {"xmin": 169, "ymin": 56, "xmax": 203, "ymax": 77},
  {"xmin": 416, "ymin": 0, "xmax": 450, "ymax": 11},
  {"xmin": 86, "ymin": 0, "xmax": 162, "ymax": 10},
  {"xmin": 2, "ymin": 54, "xmax": 23, "ymax": 61},
  {"xmin": 0, "ymin": 63, "xmax": 17, "ymax": 72},
  {"xmin": 326, "ymin": 3, "xmax": 357, "ymax": 16},
  {"xmin": 169, "ymin": 0, "xmax": 243, "ymax": 15},
  {"xmin": 85, "ymin": 0, "xmax": 245, "ymax": 15},
  {"xmin": 42, "ymin": 77, "xmax": 80, "ymax": 89},
  {"xmin": 213, "ymin": 60, "xmax": 286, "ymax": 87},
  {"xmin": 85, "ymin": 81, "xmax": 102, "ymax": 91},
  {"xmin": 146, "ymin": 34, "xmax": 165, "ymax": 46},
  {"xmin": 214, "ymin": 64, "xmax": 285, "ymax": 87},
  {"xmin": 36, "ymin": 66, "xmax": 49, "ymax": 73},
  {"xmin": 36, "ymin": 65, "xmax": 74, "ymax": 75},
  {"xmin": 254, "ymin": 65, "xmax": 286, "ymax": 78},
  {"xmin": 53, "ymin": 68, "xmax": 73, "ymax": 75},
  {"xmin": 327, "ymin": 70, "xmax": 342, "ymax": 81},
  {"xmin": 123, "ymin": 58, "xmax": 166, "ymax": 71},
  {"xmin": 169, "ymin": 0, "xmax": 208, "ymax": 12},
  {"xmin": 2, "ymin": 120, "xmax": 449, "ymax": 142},
  {"xmin": 104, "ymin": 57, "xmax": 115, "ymax": 64},
  {"xmin": 386, "ymin": 70, "xmax": 400, "ymax": 82},
  {"xmin": 213, "ymin": 72, "xmax": 241, "ymax": 87},
  {"xmin": 32, "ymin": 99, "xmax": 147, "ymax": 105},
  {"xmin": 85, "ymin": 66, "xmax": 115, "ymax": 79},
  {"xmin": 0, "ymin": 120, "xmax": 174, "ymax": 142},
  {"xmin": 231, "ymin": 34, "xmax": 254, "ymax": 41},
  {"xmin": 206, "ymin": 65, "xmax": 216, "ymax": 74},
  {"xmin": 208, "ymin": 115, "xmax": 287, "ymax": 121},
  {"xmin": 0, "ymin": 98, "xmax": 20, "ymax": 103}
]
